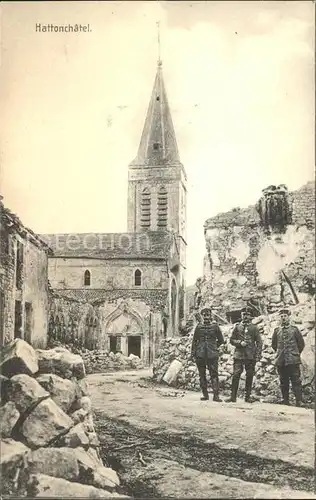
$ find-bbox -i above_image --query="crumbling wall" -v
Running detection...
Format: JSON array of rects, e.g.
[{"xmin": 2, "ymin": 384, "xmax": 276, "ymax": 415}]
[
  {"xmin": 202, "ymin": 182, "xmax": 315, "ymax": 319},
  {"xmin": 0, "ymin": 338, "xmax": 129, "ymax": 498},
  {"xmin": 153, "ymin": 299, "xmax": 315, "ymax": 406},
  {"xmin": 0, "ymin": 200, "xmax": 51, "ymax": 348},
  {"xmin": 48, "ymin": 293, "xmax": 165, "ymax": 366}
]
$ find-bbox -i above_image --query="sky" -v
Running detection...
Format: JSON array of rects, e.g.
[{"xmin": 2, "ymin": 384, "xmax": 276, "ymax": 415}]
[{"xmin": 0, "ymin": 1, "xmax": 314, "ymax": 285}]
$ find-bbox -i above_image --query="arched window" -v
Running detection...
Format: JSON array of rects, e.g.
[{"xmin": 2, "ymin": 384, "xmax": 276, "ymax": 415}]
[
  {"xmin": 84, "ymin": 270, "xmax": 91, "ymax": 286},
  {"xmin": 140, "ymin": 188, "xmax": 151, "ymax": 231},
  {"xmin": 157, "ymin": 186, "xmax": 168, "ymax": 229},
  {"xmin": 134, "ymin": 269, "xmax": 142, "ymax": 286}
]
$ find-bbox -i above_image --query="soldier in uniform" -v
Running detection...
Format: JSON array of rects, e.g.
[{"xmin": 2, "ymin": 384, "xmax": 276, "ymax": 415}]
[
  {"xmin": 272, "ymin": 308, "xmax": 305, "ymax": 406},
  {"xmin": 226, "ymin": 308, "xmax": 263, "ymax": 403},
  {"xmin": 191, "ymin": 307, "xmax": 225, "ymax": 401}
]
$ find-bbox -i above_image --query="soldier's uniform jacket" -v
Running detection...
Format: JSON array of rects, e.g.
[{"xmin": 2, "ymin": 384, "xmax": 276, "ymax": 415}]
[
  {"xmin": 271, "ymin": 324, "xmax": 305, "ymax": 366},
  {"xmin": 230, "ymin": 322, "xmax": 263, "ymax": 361},
  {"xmin": 191, "ymin": 322, "xmax": 224, "ymax": 360}
]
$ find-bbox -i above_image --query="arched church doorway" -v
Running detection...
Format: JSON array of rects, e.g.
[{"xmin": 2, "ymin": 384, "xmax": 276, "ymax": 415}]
[{"xmin": 105, "ymin": 305, "xmax": 144, "ymax": 360}]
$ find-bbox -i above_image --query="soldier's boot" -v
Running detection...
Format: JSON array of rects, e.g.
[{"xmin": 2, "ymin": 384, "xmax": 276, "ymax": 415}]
[
  {"xmin": 293, "ymin": 382, "xmax": 302, "ymax": 407},
  {"xmin": 200, "ymin": 390, "xmax": 209, "ymax": 401},
  {"xmin": 211, "ymin": 377, "xmax": 222, "ymax": 402},
  {"xmin": 245, "ymin": 374, "xmax": 254, "ymax": 403},
  {"xmin": 279, "ymin": 386, "xmax": 290, "ymax": 405},
  {"xmin": 225, "ymin": 376, "xmax": 239, "ymax": 403}
]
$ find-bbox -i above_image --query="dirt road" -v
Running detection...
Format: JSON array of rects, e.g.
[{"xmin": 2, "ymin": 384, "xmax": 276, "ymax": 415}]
[{"xmin": 88, "ymin": 369, "xmax": 315, "ymax": 499}]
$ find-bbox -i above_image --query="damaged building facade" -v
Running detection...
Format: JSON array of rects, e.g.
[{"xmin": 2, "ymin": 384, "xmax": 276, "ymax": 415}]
[
  {"xmin": 42, "ymin": 61, "xmax": 187, "ymax": 365},
  {"xmin": 202, "ymin": 181, "xmax": 315, "ymax": 323},
  {"xmin": 0, "ymin": 196, "xmax": 52, "ymax": 347}
]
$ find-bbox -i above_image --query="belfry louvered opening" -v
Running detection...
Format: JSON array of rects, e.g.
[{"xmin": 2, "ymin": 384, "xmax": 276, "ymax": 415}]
[
  {"xmin": 157, "ymin": 186, "xmax": 168, "ymax": 229},
  {"xmin": 140, "ymin": 187, "xmax": 151, "ymax": 230}
]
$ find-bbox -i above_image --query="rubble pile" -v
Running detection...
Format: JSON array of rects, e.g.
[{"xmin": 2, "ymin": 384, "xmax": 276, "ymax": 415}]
[
  {"xmin": 153, "ymin": 299, "xmax": 315, "ymax": 405},
  {"xmin": 0, "ymin": 339, "xmax": 129, "ymax": 498},
  {"xmin": 47, "ymin": 341, "xmax": 144, "ymax": 374},
  {"xmin": 80, "ymin": 351, "xmax": 144, "ymax": 375}
]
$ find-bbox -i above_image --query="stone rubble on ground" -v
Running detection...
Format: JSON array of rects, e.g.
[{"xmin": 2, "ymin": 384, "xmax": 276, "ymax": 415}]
[
  {"xmin": 46, "ymin": 340, "xmax": 144, "ymax": 374},
  {"xmin": 0, "ymin": 339, "xmax": 131, "ymax": 498},
  {"xmin": 153, "ymin": 298, "xmax": 315, "ymax": 404}
]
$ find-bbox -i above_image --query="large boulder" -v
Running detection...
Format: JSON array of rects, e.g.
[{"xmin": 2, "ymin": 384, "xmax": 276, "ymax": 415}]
[
  {"xmin": 0, "ymin": 374, "xmax": 9, "ymax": 402},
  {"xmin": 36, "ymin": 348, "xmax": 85, "ymax": 380},
  {"xmin": 73, "ymin": 447, "xmax": 120, "ymax": 491},
  {"xmin": 163, "ymin": 360, "xmax": 183, "ymax": 386},
  {"xmin": 57, "ymin": 423, "xmax": 90, "ymax": 449},
  {"xmin": 0, "ymin": 402, "xmax": 20, "ymax": 438},
  {"xmin": 27, "ymin": 474, "xmax": 126, "ymax": 498},
  {"xmin": 5, "ymin": 374, "xmax": 49, "ymax": 414},
  {"xmin": 0, "ymin": 439, "xmax": 29, "ymax": 495},
  {"xmin": 36, "ymin": 374, "xmax": 77, "ymax": 413},
  {"xmin": 24, "ymin": 447, "xmax": 79, "ymax": 481},
  {"xmin": 21, "ymin": 398, "xmax": 74, "ymax": 448},
  {"xmin": 0, "ymin": 339, "xmax": 38, "ymax": 378}
]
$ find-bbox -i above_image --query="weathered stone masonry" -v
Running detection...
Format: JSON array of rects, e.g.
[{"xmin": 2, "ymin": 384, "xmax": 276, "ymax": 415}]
[
  {"xmin": 202, "ymin": 182, "xmax": 315, "ymax": 320},
  {"xmin": 0, "ymin": 198, "xmax": 52, "ymax": 348}
]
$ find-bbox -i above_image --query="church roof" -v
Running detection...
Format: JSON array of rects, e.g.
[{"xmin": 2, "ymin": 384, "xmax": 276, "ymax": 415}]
[
  {"xmin": 130, "ymin": 63, "xmax": 181, "ymax": 167},
  {"xmin": 40, "ymin": 231, "xmax": 173, "ymax": 260}
]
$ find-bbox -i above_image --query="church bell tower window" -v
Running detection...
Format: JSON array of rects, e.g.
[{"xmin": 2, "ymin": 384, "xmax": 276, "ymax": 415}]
[
  {"xmin": 157, "ymin": 186, "xmax": 168, "ymax": 229},
  {"xmin": 140, "ymin": 188, "xmax": 151, "ymax": 231}
]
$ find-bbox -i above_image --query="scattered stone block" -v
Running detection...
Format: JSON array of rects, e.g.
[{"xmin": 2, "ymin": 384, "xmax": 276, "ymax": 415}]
[
  {"xmin": 70, "ymin": 407, "xmax": 89, "ymax": 424},
  {"xmin": 6, "ymin": 374, "xmax": 49, "ymax": 414},
  {"xmin": 27, "ymin": 473, "xmax": 123, "ymax": 498},
  {"xmin": 0, "ymin": 339, "xmax": 38, "ymax": 378},
  {"xmin": 36, "ymin": 374, "xmax": 77, "ymax": 413},
  {"xmin": 0, "ymin": 438, "xmax": 29, "ymax": 494},
  {"xmin": 21, "ymin": 397, "xmax": 74, "ymax": 448},
  {"xmin": 0, "ymin": 402, "xmax": 20, "ymax": 438},
  {"xmin": 58, "ymin": 423, "xmax": 90, "ymax": 448},
  {"xmin": 25, "ymin": 447, "xmax": 79, "ymax": 481},
  {"xmin": 163, "ymin": 360, "xmax": 183, "ymax": 386},
  {"xmin": 73, "ymin": 447, "xmax": 120, "ymax": 490},
  {"xmin": 36, "ymin": 348, "xmax": 85, "ymax": 380}
]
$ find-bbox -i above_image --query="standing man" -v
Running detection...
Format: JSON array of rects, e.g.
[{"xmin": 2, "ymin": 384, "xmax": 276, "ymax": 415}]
[
  {"xmin": 226, "ymin": 308, "xmax": 263, "ymax": 403},
  {"xmin": 191, "ymin": 307, "xmax": 225, "ymax": 401},
  {"xmin": 271, "ymin": 308, "xmax": 305, "ymax": 407}
]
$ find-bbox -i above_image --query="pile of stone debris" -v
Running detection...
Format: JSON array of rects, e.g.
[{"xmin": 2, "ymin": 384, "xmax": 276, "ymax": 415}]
[
  {"xmin": 0, "ymin": 339, "xmax": 130, "ymax": 498},
  {"xmin": 48, "ymin": 341, "xmax": 144, "ymax": 374},
  {"xmin": 153, "ymin": 298, "xmax": 315, "ymax": 406}
]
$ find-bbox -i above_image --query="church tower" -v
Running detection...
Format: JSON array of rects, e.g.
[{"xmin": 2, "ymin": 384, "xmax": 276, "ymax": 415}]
[
  {"xmin": 127, "ymin": 60, "xmax": 187, "ymax": 239},
  {"xmin": 127, "ymin": 58, "xmax": 187, "ymax": 321}
]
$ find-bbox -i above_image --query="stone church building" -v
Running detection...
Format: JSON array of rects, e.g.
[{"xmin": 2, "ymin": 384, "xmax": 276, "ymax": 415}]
[{"xmin": 42, "ymin": 61, "xmax": 187, "ymax": 365}]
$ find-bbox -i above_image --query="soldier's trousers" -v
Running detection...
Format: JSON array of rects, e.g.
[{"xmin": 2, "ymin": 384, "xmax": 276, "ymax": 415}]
[
  {"xmin": 277, "ymin": 363, "xmax": 302, "ymax": 404},
  {"xmin": 231, "ymin": 359, "xmax": 256, "ymax": 399},
  {"xmin": 196, "ymin": 357, "xmax": 220, "ymax": 397}
]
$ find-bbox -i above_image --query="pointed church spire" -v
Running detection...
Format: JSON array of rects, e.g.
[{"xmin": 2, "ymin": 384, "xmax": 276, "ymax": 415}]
[
  {"xmin": 157, "ymin": 21, "xmax": 162, "ymax": 67},
  {"xmin": 130, "ymin": 26, "xmax": 181, "ymax": 167}
]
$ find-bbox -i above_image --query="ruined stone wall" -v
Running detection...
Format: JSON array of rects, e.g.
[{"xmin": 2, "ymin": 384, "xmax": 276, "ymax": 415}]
[
  {"xmin": 0, "ymin": 224, "xmax": 49, "ymax": 348},
  {"xmin": 292, "ymin": 181, "xmax": 315, "ymax": 226},
  {"xmin": 202, "ymin": 182, "xmax": 315, "ymax": 318},
  {"xmin": 0, "ymin": 339, "xmax": 129, "ymax": 498},
  {"xmin": 49, "ymin": 292, "xmax": 166, "ymax": 366},
  {"xmin": 48, "ymin": 257, "xmax": 169, "ymax": 291},
  {"xmin": 24, "ymin": 241, "xmax": 49, "ymax": 348},
  {"xmin": 0, "ymin": 224, "xmax": 15, "ymax": 343}
]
